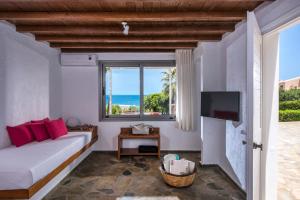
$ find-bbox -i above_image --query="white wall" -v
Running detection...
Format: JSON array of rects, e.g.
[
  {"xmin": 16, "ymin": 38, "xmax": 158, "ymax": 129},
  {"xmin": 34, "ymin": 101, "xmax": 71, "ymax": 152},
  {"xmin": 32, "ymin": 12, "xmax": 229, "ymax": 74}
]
[
  {"xmin": 0, "ymin": 29, "xmax": 6, "ymax": 149},
  {"xmin": 196, "ymin": 42, "xmax": 227, "ymax": 166},
  {"xmin": 49, "ymin": 53, "xmax": 62, "ymax": 119},
  {"xmin": 198, "ymin": 22, "xmax": 249, "ymax": 189},
  {"xmin": 223, "ymin": 23, "xmax": 247, "ymax": 189},
  {"xmin": 198, "ymin": 22, "xmax": 248, "ymax": 189},
  {"xmin": 0, "ymin": 22, "xmax": 61, "ymax": 149},
  {"xmin": 61, "ymin": 53, "xmax": 202, "ymax": 151},
  {"xmin": 196, "ymin": 36, "xmax": 247, "ymax": 187}
]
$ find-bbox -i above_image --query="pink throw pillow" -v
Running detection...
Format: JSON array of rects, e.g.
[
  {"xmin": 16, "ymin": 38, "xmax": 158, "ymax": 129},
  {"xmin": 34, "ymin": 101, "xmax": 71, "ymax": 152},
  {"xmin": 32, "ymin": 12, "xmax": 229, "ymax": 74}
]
[
  {"xmin": 30, "ymin": 123, "xmax": 50, "ymax": 142},
  {"xmin": 45, "ymin": 118, "xmax": 68, "ymax": 139},
  {"xmin": 7, "ymin": 123, "xmax": 34, "ymax": 147}
]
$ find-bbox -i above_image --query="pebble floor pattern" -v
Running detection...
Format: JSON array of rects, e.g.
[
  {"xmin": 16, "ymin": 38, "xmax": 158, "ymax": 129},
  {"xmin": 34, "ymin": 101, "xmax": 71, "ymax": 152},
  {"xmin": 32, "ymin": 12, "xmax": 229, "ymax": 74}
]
[{"xmin": 44, "ymin": 152, "xmax": 246, "ymax": 200}]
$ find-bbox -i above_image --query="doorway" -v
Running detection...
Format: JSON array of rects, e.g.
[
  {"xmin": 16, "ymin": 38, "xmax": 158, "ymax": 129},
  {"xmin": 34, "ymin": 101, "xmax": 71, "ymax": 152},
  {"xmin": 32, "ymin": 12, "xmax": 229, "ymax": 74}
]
[
  {"xmin": 277, "ymin": 23, "xmax": 300, "ymax": 200},
  {"xmin": 247, "ymin": 12, "xmax": 300, "ymax": 199},
  {"xmin": 261, "ymin": 18, "xmax": 300, "ymax": 200}
]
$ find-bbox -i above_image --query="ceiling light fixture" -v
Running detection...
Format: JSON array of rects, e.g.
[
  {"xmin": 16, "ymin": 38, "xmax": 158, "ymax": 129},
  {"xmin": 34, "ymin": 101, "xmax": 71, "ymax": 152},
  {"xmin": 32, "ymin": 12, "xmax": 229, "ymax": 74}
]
[{"xmin": 122, "ymin": 22, "xmax": 129, "ymax": 35}]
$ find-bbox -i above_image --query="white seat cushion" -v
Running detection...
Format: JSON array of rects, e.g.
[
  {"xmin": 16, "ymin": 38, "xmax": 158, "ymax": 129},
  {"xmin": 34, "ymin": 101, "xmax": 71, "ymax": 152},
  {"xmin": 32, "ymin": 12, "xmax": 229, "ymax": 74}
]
[{"xmin": 0, "ymin": 131, "xmax": 92, "ymax": 190}]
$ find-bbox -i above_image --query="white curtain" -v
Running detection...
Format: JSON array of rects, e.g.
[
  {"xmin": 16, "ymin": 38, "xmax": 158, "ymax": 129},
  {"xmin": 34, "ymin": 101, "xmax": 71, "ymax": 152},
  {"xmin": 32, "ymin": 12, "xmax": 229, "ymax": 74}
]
[{"xmin": 175, "ymin": 49, "xmax": 196, "ymax": 131}]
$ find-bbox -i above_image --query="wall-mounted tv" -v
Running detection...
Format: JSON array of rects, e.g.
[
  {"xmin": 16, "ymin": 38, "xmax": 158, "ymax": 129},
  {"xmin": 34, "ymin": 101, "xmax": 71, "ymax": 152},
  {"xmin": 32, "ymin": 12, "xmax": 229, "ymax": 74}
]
[{"xmin": 201, "ymin": 92, "xmax": 240, "ymax": 121}]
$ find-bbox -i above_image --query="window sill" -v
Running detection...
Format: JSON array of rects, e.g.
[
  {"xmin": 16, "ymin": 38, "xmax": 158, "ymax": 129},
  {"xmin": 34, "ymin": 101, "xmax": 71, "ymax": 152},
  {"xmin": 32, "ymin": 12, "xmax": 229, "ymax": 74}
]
[{"xmin": 99, "ymin": 117, "xmax": 176, "ymax": 122}]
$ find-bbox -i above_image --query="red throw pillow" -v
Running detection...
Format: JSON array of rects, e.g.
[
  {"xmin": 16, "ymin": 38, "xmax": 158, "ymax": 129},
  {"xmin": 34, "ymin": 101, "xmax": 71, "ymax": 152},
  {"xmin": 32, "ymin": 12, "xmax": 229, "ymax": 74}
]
[
  {"xmin": 30, "ymin": 123, "xmax": 50, "ymax": 142},
  {"xmin": 31, "ymin": 118, "xmax": 50, "ymax": 123},
  {"xmin": 7, "ymin": 123, "xmax": 34, "ymax": 147},
  {"xmin": 57, "ymin": 118, "xmax": 68, "ymax": 134},
  {"xmin": 45, "ymin": 118, "xmax": 68, "ymax": 139}
]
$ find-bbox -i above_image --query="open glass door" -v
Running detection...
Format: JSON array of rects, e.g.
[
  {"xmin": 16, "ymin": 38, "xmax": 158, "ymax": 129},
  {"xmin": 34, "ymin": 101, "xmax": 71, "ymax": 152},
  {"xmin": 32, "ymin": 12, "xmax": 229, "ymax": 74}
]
[{"xmin": 246, "ymin": 11, "xmax": 263, "ymax": 200}]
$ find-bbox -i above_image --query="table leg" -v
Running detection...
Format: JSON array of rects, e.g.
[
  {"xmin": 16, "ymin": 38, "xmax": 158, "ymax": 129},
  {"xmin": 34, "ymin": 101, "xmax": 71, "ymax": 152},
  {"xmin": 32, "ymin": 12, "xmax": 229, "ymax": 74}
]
[
  {"xmin": 157, "ymin": 137, "xmax": 161, "ymax": 159},
  {"xmin": 117, "ymin": 137, "xmax": 121, "ymax": 160}
]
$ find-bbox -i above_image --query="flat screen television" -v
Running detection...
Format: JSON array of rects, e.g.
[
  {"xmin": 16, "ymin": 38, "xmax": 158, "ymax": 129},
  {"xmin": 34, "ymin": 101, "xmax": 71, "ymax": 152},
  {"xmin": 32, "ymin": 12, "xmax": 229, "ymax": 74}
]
[{"xmin": 201, "ymin": 92, "xmax": 240, "ymax": 121}]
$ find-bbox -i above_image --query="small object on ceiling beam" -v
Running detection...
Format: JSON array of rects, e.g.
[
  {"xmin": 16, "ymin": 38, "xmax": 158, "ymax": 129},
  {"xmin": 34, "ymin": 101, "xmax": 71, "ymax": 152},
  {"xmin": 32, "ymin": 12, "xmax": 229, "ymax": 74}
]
[{"xmin": 121, "ymin": 22, "xmax": 129, "ymax": 35}]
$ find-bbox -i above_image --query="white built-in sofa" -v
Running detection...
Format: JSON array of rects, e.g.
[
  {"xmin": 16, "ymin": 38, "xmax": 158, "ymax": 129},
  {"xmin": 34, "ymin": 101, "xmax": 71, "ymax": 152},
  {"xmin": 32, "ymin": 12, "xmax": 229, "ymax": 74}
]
[{"xmin": 0, "ymin": 131, "xmax": 96, "ymax": 199}]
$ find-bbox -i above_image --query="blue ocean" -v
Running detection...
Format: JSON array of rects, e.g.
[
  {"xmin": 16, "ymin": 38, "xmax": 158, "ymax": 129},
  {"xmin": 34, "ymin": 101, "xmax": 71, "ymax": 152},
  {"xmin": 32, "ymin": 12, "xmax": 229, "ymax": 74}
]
[{"xmin": 106, "ymin": 95, "xmax": 140, "ymax": 106}]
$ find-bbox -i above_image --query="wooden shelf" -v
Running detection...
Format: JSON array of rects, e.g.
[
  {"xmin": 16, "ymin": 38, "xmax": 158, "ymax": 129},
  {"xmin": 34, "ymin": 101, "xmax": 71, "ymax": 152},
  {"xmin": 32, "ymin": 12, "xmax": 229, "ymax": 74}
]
[
  {"xmin": 119, "ymin": 133, "xmax": 160, "ymax": 139},
  {"xmin": 117, "ymin": 127, "xmax": 160, "ymax": 159},
  {"xmin": 120, "ymin": 148, "xmax": 159, "ymax": 156}
]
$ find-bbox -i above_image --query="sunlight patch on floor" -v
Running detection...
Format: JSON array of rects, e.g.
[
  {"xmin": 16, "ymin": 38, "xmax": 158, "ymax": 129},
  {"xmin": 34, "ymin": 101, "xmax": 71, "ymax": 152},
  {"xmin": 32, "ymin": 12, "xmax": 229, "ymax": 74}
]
[{"xmin": 278, "ymin": 122, "xmax": 300, "ymax": 200}]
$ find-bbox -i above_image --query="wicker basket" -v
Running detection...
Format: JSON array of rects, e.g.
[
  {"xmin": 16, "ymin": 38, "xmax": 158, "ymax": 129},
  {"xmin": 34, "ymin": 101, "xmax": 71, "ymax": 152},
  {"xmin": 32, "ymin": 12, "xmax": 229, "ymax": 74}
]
[{"xmin": 160, "ymin": 166, "xmax": 196, "ymax": 188}]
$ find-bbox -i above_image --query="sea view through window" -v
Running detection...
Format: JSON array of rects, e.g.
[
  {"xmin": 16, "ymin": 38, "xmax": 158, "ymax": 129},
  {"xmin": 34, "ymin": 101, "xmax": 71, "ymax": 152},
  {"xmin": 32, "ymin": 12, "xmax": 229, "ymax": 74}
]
[{"xmin": 100, "ymin": 61, "xmax": 176, "ymax": 120}]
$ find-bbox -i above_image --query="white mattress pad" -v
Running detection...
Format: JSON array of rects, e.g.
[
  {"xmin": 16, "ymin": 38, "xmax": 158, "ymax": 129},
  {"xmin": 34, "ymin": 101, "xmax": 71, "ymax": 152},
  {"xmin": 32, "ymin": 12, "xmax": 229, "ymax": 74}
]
[{"xmin": 0, "ymin": 132, "xmax": 92, "ymax": 189}]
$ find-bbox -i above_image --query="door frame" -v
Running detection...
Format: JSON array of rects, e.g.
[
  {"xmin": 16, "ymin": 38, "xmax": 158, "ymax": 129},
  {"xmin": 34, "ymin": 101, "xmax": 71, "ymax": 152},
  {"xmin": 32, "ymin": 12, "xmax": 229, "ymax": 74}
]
[
  {"xmin": 246, "ymin": 14, "xmax": 300, "ymax": 200},
  {"xmin": 246, "ymin": 11, "xmax": 263, "ymax": 200}
]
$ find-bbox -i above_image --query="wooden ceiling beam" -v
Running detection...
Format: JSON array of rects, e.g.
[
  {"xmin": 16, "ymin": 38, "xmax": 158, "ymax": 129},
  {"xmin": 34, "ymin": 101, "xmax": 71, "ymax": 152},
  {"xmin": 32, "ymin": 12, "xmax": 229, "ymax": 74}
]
[
  {"xmin": 36, "ymin": 35, "xmax": 222, "ymax": 43},
  {"xmin": 0, "ymin": 0, "xmax": 274, "ymax": 13},
  {"xmin": 61, "ymin": 48, "xmax": 176, "ymax": 53},
  {"xmin": 17, "ymin": 24, "xmax": 234, "ymax": 35},
  {"xmin": 50, "ymin": 42, "xmax": 197, "ymax": 49},
  {"xmin": 0, "ymin": 11, "xmax": 245, "ymax": 22}
]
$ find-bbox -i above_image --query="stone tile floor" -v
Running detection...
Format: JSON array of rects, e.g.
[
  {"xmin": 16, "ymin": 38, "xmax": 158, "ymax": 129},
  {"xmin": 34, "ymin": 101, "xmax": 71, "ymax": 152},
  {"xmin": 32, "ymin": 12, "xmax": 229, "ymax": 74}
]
[
  {"xmin": 44, "ymin": 152, "xmax": 245, "ymax": 200},
  {"xmin": 278, "ymin": 122, "xmax": 300, "ymax": 200}
]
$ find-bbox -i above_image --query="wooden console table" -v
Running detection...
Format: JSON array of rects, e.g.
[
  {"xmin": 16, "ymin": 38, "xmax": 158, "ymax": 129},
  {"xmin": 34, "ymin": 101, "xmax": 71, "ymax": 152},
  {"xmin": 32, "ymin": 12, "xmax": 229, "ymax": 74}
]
[{"xmin": 117, "ymin": 127, "xmax": 160, "ymax": 159}]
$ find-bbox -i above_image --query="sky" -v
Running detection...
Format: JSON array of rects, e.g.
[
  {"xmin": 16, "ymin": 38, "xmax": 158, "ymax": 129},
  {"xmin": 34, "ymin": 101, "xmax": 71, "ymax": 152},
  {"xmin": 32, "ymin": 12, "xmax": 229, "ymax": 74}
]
[
  {"xmin": 105, "ymin": 67, "xmax": 167, "ymax": 95},
  {"xmin": 279, "ymin": 23, "xmax": 300, "ymax": 80}
]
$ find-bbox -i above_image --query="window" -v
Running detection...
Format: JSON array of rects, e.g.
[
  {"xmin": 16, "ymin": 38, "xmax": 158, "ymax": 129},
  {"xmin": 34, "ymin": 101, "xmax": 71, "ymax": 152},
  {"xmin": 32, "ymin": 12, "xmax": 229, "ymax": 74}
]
[{"xmin": 99, "ymin": 61, "xmax": 176, "ymax": 121}]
